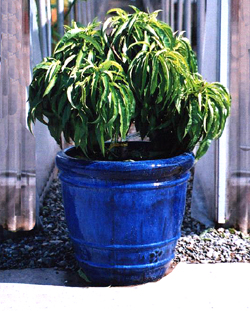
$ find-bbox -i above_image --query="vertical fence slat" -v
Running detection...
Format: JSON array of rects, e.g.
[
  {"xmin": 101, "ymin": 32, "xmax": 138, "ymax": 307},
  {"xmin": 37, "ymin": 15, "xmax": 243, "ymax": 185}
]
[
  {"xmin": 197, "ymin": 0, "xmax": 206, "ymax": 70},
  {"xmin": 74, "ymin": 1, "xmax": 77, "ymax": 22},
  {"xmin": 81, "ymin": 1, "xmax": 87, "ymax": 24},
  {"xmin": 75, "ymin": 0, "xmax": 80, "ymax": 23},
  {"xmin": 0, "ymin": 2, "xmax": 1, "ymax": 63},
  {"xmin": 161, "ymin": 0, "xmax": 170, "ymax": 24},
  {"xmin": 86, "ymin": 1, "xmax": 90, "ymax": 24},
  {"xmin": 170, "ymin": 0, "xmax": 174, "ymax": 29},
  {"xmin": 57, "ymin": 0, "xmax": 64, "ymax": 37},
  {"xmin": 68, "ymin": 0, "xmax": 75, "ymax": 24},
  {"xmin": 85, "ymin": 0, "xmax": 90, "ymax": 24},
  {"xmin": 177, "ymin": 0, "xmax": 183, "ymax": 31},
  {"xmin": 87, "ymin": 1, "xmax": 93, "ymax": 23},
  {"xmin": 89, "ymin": 0, "xmax": 94, "ymax": 23},
  {"xmin": 37, "ymin": 0, "xmax": 48, "ymax": 58},
  {"xmin": 143, "ymin": 0, "xmax": 154, "ymax": 13},
  {"xmin": 184, "ymin": 0, "xmax": 192, "ymax": 42},
  {"xmin": 46, "ymin": 0, "xmax": 51, "ymax": 55},
  {"xmin": 79, "ymin": 0, "xmax": 84, "ymax": 24}
]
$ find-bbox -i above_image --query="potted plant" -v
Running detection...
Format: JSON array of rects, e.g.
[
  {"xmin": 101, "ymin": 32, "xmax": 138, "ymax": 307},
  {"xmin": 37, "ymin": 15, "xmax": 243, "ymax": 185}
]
[{"xmin": 28, "ymin": 7, "xmax": 231, "ymax": 285}]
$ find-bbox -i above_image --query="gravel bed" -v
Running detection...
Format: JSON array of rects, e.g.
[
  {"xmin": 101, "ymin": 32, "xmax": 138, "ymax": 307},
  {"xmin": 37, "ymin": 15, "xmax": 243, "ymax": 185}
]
[
  {"xmin": 0, "ymin": 176, "xmax": 249, "ymax": 271},
  {"xmin": 175, "ymin": 180, "xmax": 250, "ymax": 264}
]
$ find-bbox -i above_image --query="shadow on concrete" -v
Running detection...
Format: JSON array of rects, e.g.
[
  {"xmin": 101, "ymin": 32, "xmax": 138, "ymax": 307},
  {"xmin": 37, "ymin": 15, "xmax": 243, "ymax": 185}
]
[
  {"xmin": 0, "ymin": 269, "xmax": 93, "ymax": 288},
  {"xmin": 0, "ymin": 263, "xmax": 177, "ymax": 288}
]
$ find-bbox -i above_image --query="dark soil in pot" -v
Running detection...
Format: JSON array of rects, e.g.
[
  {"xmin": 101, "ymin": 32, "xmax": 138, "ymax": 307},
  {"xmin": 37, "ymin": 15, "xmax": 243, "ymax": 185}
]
[{"xmin": 68, "ymin": 140, "xmax": 189, "ymax": 162}]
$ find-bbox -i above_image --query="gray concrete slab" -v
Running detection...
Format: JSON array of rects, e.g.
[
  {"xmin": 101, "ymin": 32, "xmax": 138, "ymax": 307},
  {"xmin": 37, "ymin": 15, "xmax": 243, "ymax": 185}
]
[
  {"xmin": 0, "ymin": 268, "xmax": 89, "ymax": 287},
  {"xmin": 0, "ymin": 263, "xmax": 250, "ymax": 311}
]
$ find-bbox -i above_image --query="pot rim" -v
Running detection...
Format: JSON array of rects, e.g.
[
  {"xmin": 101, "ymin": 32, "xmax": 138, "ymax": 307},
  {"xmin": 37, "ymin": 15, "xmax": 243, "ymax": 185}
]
[{"xmin": 56, "ymin": 145, "xmax": 194, "ymax": 177}]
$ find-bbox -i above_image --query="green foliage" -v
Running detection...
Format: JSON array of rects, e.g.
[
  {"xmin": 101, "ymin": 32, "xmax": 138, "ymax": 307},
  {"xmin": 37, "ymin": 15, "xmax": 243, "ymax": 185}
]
[{"xmin": 28, "ymin": 7, "xmax": 231, "ymax": 160}]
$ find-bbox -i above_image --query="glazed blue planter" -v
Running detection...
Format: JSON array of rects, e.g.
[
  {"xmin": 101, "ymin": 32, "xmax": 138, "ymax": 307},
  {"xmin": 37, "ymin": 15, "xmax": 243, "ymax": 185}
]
[{"xmin": 56, "ymin": 145, "xmax": 194, "ymax": 285}]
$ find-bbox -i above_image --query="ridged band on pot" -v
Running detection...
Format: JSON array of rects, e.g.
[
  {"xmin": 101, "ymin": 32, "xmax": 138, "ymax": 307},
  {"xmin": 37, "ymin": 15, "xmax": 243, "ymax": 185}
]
[{"xmin": 56, "ymin": 145, "xmax": 194, "ymax": 285}]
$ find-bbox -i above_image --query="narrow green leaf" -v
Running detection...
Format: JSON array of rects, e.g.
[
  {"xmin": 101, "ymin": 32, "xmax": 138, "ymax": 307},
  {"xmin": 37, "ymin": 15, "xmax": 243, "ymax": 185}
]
[
  {"xmin": 150, "ymin": 55, "xmax": 159, "ymax": 95},
  {"xmin": 95, "ymin": 124, "xmax": 105, "ymax": 155},
  {"xmin": 111, "ymin": 20, "xmax": 130, "ymax": 45},
  {"xmin": 43, "ymin": 75, "xmax": 57, "ymax": 97},
  {"xmin": 107, "ymin": 8, "xmax": 127, "ymax": 16},
  {"xmin": 79, "ymin": 33, "xmax": 104, "ymax": 55},
  {"xmin": 141, "ymin": 53, "xmax": 149, "ymax": 96},
  {"xmin": 67, "ymin": 84, "xmax": 75, "ymax": 107},
  {"xmin": 62, "ymin": 55, "xmax": 76, "ymax": 71},
  {"xmin": 54, "ymin": 40, "xmax": 74, "ymax": 54},
  {"xmin": 75, "ymin": 49, "xmax": 84, "ymax": 69},
  {"xmin": 90, "ymin": 71, "xmax": 100, "ymax": 106},
  {"xmin": 62, "ymin": 105, "xmax": 71, "ymax": 127}
]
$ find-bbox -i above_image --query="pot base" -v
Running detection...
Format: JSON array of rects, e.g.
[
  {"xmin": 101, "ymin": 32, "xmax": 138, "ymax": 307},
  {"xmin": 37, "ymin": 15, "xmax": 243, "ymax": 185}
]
[
  {"xmin": 78, "ymin": 261, "xmax": 171, "ymax": 286},
  {"xmin": 72, "ymin": 235, "xmax": 178, "ymax": 285}
]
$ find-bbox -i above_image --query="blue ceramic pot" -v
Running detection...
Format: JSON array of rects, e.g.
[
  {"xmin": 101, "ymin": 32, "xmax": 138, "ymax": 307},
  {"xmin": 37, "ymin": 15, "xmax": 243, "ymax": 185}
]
[{"xmin": 56, "ymin": 145, "xmax": 194, "ymax": 285}]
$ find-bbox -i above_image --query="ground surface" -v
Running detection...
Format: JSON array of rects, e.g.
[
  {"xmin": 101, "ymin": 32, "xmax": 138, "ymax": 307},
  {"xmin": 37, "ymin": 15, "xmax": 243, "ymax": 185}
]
[{"xmin": 1, "ymin": 177, "xmax": 249, "ymax": 274}]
